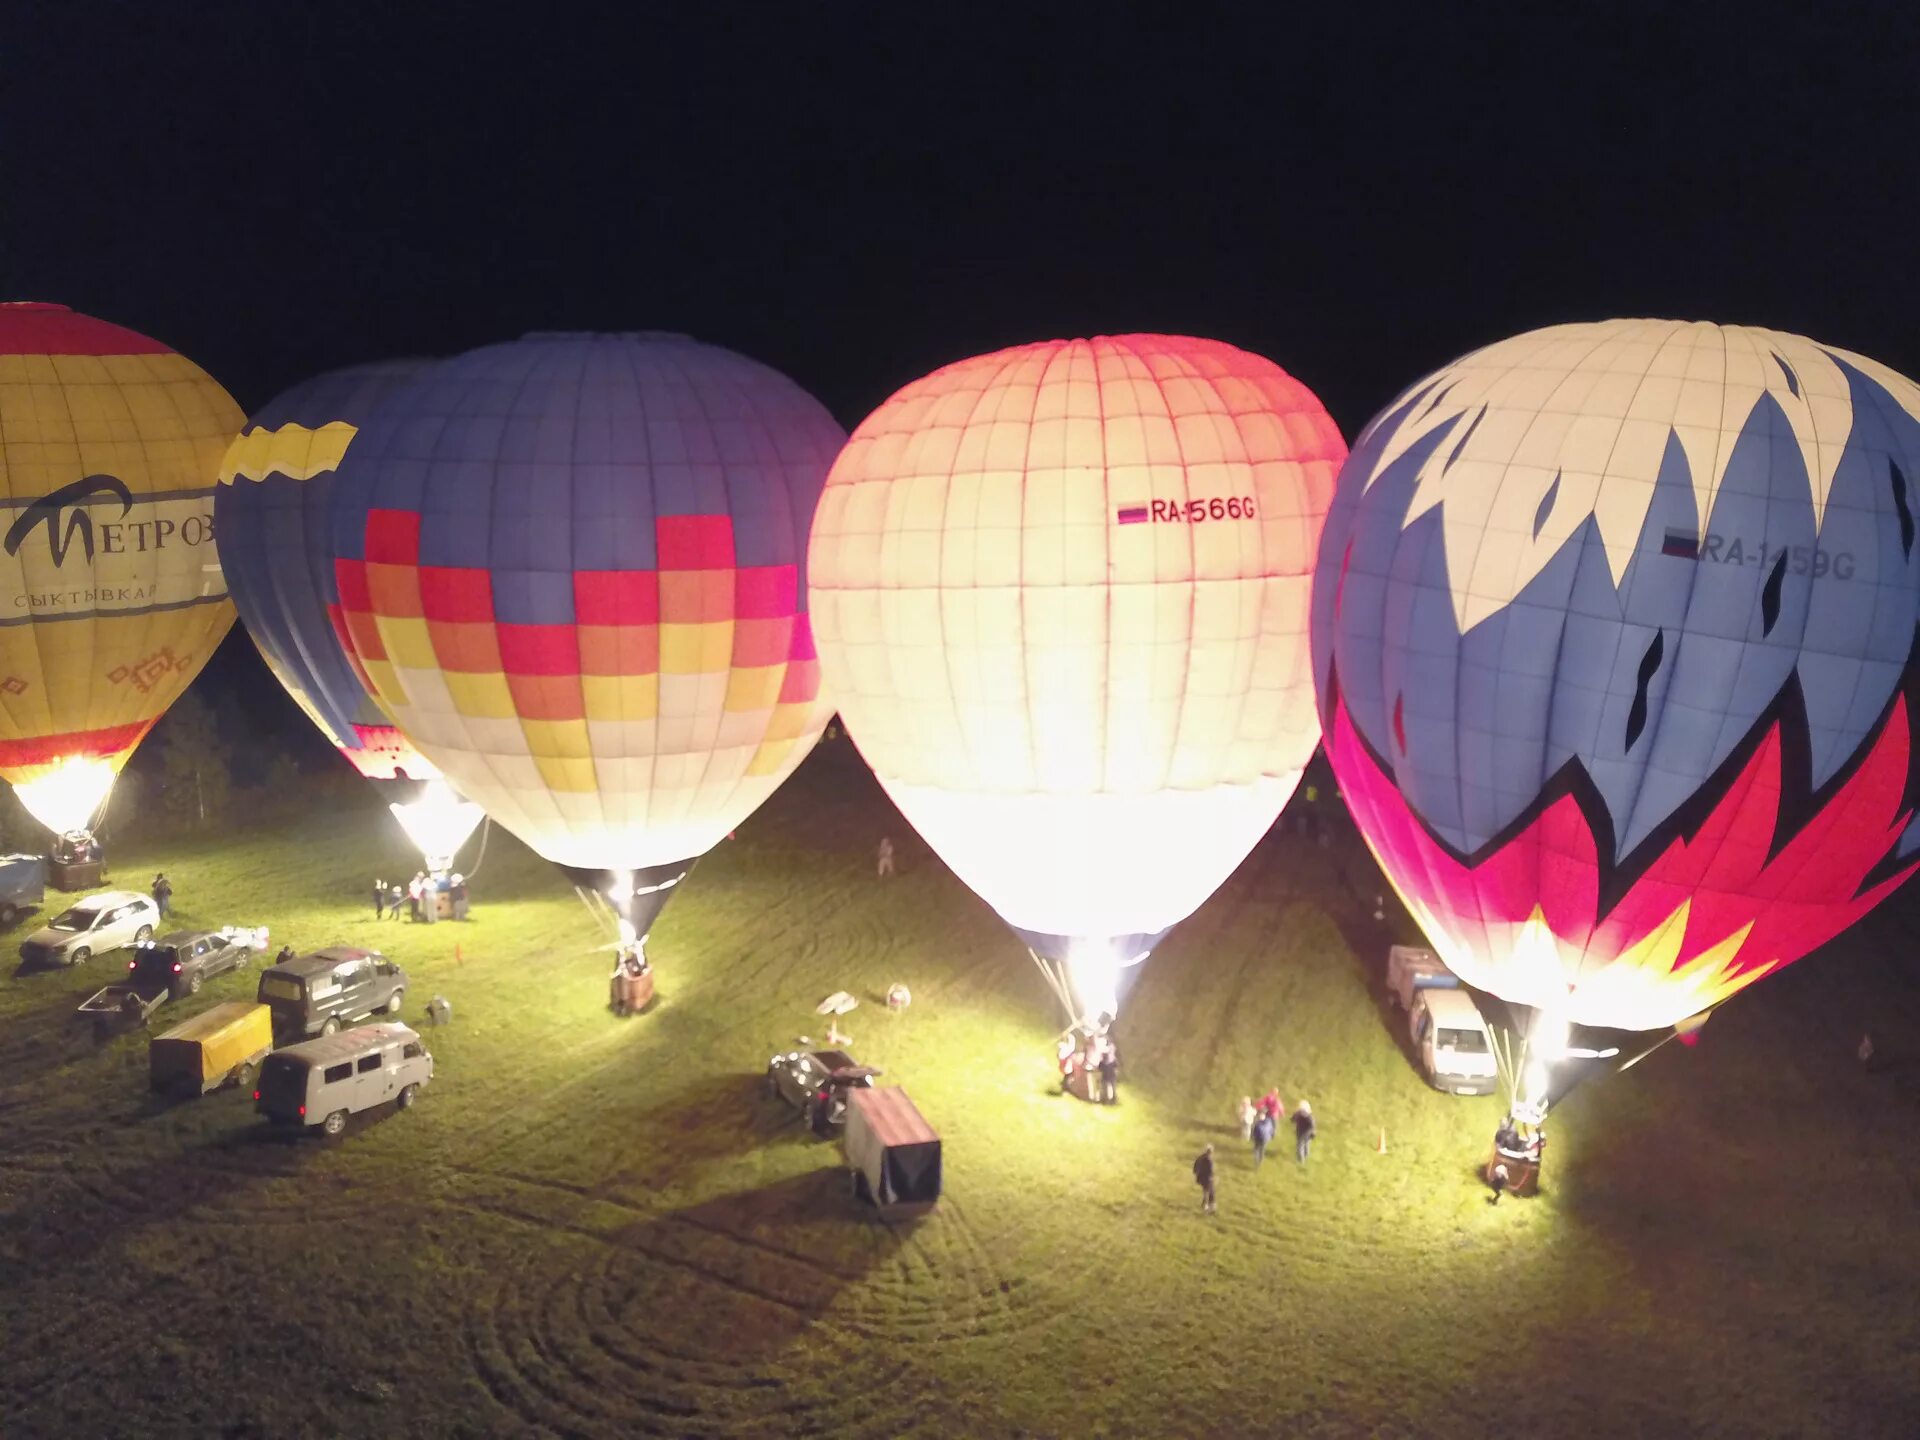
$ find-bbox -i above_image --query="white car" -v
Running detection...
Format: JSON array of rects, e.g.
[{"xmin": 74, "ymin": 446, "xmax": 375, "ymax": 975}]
[{"xmin": 18, "ymin": 890, "xmax": 161, "ymax": 968}]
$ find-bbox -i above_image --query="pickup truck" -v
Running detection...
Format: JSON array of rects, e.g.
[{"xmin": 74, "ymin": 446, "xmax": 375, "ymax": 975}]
[{"xmin": 1386, "ymin": 945, "xmax": 1497, "ymax": 1096}]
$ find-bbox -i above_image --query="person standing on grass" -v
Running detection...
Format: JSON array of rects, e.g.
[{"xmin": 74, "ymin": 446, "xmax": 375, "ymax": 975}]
[
  {"xmin": 1292, "ymin": 1099, "xmax": 1316, "ymax": 1163},
  {"xmin": 389, "ymin": 882, "xmax": 405, "ymax": 920},
  {"xmin": 1193, "ymin": 1144, "xmax": 1216, "ymax": 1213},
  {"xmin": 151, "ymin": 873, "xmax": 172, "ymax": 919},
  {"xmin": 1488, "ymin": 1162, "xmax": 1510, "ymax": 1206},
  {"xmin": 1260, "ymin": 1086, "xmax": 1282, "ymax": 1127},
  {"xmin": 1238, "ymin": 1095, "xmax": 1256, "ymax": 1139},
  {"xmin": 1251, "ymin": 1109, "xmax": 1274, "ymax": 1168},
  {"xmin": 876, "ymin": 835, "xmax": 896, "ymax": 878},
  {"xmin": 1097, "ymin": 1039, "xmax": 1119, "ymax": 1104},
  {"xmin": 373, "ymin": 878, "xmax": 386, "ymax": 920}
]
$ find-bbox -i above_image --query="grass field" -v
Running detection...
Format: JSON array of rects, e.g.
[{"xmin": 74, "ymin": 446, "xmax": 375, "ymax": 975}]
[{"xmin": 2, "ymin": 738, "xmax": 1918, "ymax": 1439}]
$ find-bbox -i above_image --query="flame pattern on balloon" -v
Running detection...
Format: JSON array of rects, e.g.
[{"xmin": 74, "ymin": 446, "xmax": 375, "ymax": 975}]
[{"xmin": 1314, "ymin": 320, "xmax": 1920, "ymax": 1032}]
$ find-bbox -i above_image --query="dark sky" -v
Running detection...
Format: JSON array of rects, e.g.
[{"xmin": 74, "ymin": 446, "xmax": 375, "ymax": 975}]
[{"xmin": 8, "ymin": 2, "xmax": 1920, "ymax": 741}]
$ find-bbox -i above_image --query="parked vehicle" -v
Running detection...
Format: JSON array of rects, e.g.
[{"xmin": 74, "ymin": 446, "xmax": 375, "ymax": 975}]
[
  {"xmin": 256, "ymin": 948, "xmax": 407, "ymax": 1039},
  {"xmin": 0, "ymin": 852, "xmax": 46, "ymax": 927},
  {"xmin": 150, "ymin": 1001, "xmax": 274, "ymax": 1096},
  {"xmin": 1409, "ymin": 987, "xmax": 1498, "ymax": 1095},
  {"xmin": 1383, "ymin": 943, "xmax": 1496, "ymax": 1093},
  {"xmin": 76, "ymin": 980, "xmax": 171, "ymax": 1038},
  {"xmin": 1387, "ymin": 943, "xmax": 1458, "ymax": 1009},
  {"xmin": 766, "ymin": 1048, "xmax": 881, "ymax": 1133},
  {"xmin": 18, "ymin": 891, "xmax": 159, "ymax": 968},
  {"xmin": 129, "ymin": 928, "xmax": 263, "ymax": 999},
  {"xmin": 254, "ymin": 1022, "xmax": 433, "ymax": 1135},
  {"xmin": 844, "ymin": 1085, "xmax": 941, "ymax": 1217}
]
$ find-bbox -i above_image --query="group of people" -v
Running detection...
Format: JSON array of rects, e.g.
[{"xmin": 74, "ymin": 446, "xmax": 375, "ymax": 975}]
[
  {"xmin": 371, "ymin": 872, "xmax": 470, "ymax": 923},
  {"xmin": 54, "ymin": 831, "xmax": 104, "ymax": 867},
  {"xmin": 1056, "ymin": 1015, "xmax": 1120, "ymax": 1104},
  {"xmin": 1237, "ymin": 1088, "xmax": 1315, "ymax": 1166},
  {"xmin": 1195, "ymin": 1089, "xmax": 1317, "ymax": 1211}
]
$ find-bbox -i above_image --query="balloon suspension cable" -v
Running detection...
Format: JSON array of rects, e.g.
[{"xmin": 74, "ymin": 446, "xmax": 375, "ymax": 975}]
[
  {"xmin": 459, "ymin": 816, "xmax": 492, "ymax": 882},
  {"xmin": 1028, "ymin": 950, "xmax": 1080, "ymax": 1029},
  {"xmin": 88, "ymin": 771, "xmax": 118, "ymax": 844}
]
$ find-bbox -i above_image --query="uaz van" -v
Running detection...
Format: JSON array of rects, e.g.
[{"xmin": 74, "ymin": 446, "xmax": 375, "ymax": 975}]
[
  {"xmin": 256, "ymin": 948, "xmax": 408, "ymax": 1039},
  {"xmin": 255, "ymin": 1022, "xmax": 433, "ymax": 1136}
]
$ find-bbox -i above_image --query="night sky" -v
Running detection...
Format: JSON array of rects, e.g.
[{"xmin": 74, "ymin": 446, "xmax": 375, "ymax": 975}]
[{"xmin": 8, "ymin": 2, "xmax": 1920, "ymax": 747}]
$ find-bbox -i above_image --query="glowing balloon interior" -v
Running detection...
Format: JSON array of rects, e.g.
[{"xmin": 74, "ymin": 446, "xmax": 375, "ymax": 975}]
[
  {"xmin": 323, "ymin": 332, "xmax": 844, "ymax": 909},
  {"xmin": 811, "ymin": 334, "xmax": 1345, "ymax": 976},
  {"xmin": 388, "ymin": 779, "xmax": 486, "ymax": 872},
  {"xmin": 0, "ymin": 303, "xmax": 241, "ymax": 833},
  {"xmin": 1312, "ymin": 319, "xmax": 1920, "ymax": 1107}
]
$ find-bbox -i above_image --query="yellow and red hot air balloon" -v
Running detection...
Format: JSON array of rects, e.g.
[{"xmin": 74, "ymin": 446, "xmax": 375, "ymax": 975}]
[
  {"xmin": 0, "ymin": 303, "xmax": 240, "ymax": 850},
  {"xmin": 809, "ymin": 334, "xmax": 1345, "ymax": 1022},
  {"xmin": 321, "ymin": 332, "xmax": 845, "ymax": 958}
]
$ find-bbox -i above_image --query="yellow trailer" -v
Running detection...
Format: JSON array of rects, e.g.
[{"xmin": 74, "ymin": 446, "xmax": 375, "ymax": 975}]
[{"xmin": 150, "ymin": 1002, "xmax": 274, "ymax": 1096}]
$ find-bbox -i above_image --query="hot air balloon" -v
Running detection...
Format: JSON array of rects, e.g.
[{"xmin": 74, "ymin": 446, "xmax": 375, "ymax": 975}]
[
  {"xmin": 0, "ymin": 302, "xmax": 241, "ymax": 866},
  {"xmin": 1312, "ymin": 319, "xmax": 1920, "ymax": 1170},
  {"xmin": 809, "ymin": 335, "xmax": 1345, "ymax": 1022},
  {"xmin": 215, "ymin": 362, "xmax": 485, "ymax": 875},
  {"xmin": 321, "ymin": 332, "xmax": 844, "ymax": 957}
]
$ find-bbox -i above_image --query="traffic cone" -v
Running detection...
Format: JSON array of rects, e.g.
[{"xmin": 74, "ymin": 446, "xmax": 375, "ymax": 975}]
[{"xmin": 1376, "ymin": 1127, "xmax": 1388, "ymax": 1155}]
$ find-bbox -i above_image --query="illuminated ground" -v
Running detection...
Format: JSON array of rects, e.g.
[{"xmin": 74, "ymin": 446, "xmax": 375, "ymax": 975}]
[{"xmin": 2, "ymin": 739, "xmax": 1917, "ymax": 1438}]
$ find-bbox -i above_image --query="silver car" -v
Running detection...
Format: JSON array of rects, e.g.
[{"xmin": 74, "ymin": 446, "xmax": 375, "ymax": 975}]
[{"xmin": 19, "ymin": 890, "xmax": 160, "ymax": 967}]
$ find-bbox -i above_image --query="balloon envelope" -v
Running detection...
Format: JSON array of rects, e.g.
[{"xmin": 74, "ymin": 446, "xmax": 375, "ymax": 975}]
[
  {"xmin": 1312, "ymin": 319, "xmax": 1920, "ymax": 1037},
  {"xmin": 216, "ymin": 360, "xmax": 440, "ymax": 780},
  {"xmin": 0, "ymin": 303, "xmax": 240, "ymax": 831},
  {"xmin": 322, "ymin": 332, "xmax": 843, "ymax": 883},
  {"xmin": 810, "ymin": 334, "xmax": 1345, "ymax": 961}
]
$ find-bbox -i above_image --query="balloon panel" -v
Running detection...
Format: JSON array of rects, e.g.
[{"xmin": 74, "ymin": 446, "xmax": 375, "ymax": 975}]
[
  {"xmin": 216, "ymin": 360, "xmax": 439, "ymax": 780},
  {"xmin": 811, "ymin": 334, "xmax": 1345, "ymax": 942},
  {"xmin": 0, "ymin": 304, "xmax": 239, "ymax": 784},
  {"xmin": 1313, "ymin": 320, "xmax": 1920, "ymax": 1031},
  {"xmin": 326, "ymin": 333, "xmax": 844, "ymax": 869}
]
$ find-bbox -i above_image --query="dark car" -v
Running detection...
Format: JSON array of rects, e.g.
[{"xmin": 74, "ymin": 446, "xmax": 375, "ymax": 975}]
[
  {"xmin": 765, "ymin": 1048, "xmax": 881, "ymax": 1133},
  {"xmin": 256, "ymin": 948, "xmax": 408, "ymax": 1039},
  {"xmin": 0, "ymin": 852, "xmax": 45, "ymax": 928},
  {"xmin": 128, "ymin": 930, "xmax": 256, "ymax": 1000}
]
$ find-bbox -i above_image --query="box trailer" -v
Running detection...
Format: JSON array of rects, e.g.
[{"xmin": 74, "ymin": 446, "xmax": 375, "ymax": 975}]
[
  {"xmin": 844, "ymin": 1085, "xmax": 941, "ymax": 1218},
  {"xmin": 150, "ymin": 1001, "xmax": 274, "ymax": 1096}
]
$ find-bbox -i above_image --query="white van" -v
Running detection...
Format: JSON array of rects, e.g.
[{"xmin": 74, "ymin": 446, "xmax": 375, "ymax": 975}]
[
  {"xmin": 1409, "ymin": 988, "xmax": 1497, "ymax": 1095},
  {"xmin": 254, "ymin": 1023, "xmax": 433, "ymax": 1136}
]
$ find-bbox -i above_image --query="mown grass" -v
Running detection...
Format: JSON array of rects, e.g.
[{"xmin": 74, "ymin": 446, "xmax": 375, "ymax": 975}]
[{"xmin": 2, "ymin": 738, "xmax": 1918, "ymax": 1438}]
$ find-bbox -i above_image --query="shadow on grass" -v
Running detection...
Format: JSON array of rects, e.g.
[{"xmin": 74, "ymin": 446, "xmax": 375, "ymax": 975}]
[
  {"xmin": 0, "ymin": 992, "xmax": 112, "ymax": 1080},
  {"xmin": 0, "ymin": 1093, "xmax": 416, "ymax": 1280}
]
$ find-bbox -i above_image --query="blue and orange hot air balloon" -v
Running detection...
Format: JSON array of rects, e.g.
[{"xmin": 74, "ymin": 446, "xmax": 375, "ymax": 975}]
[
  {"xmin": 0, "ymin": 302, "xmax": 241, "ymax": 847},
  {"xmin": 810, "ymin": 335, "xmax": 1345, "ymax": 1022},
  {"xmin": 216, "ymin": 362, "xmax": 489, "ymax": 872},
  {"xmin": 320, "ymin": 332, "xmax": 844, "ymax": 951},
  {"xmin": 1312, "ymin": 319, "xmax": 1920, "ymax": 1152},
  {"xmin": 218, "ymin": 361, "xmax": 439, "ymax": 781}
]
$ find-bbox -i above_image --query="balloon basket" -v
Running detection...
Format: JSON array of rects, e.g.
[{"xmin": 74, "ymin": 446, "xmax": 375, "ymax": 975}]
[
  {"xmin": 610, "ymin": 970, "xmax": 656, "ymax": 1018},
  {"xmin": 1485, "ymin": 1147, "xmax": 1541, "ymax": 1198},
  {"xmin": 1061, "ymin": 1065, "xmax": 1100, "ymax": 1104},
  {"xmin": 49, "ymin": 857, "xmax": 104, "ymax": 892}
]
